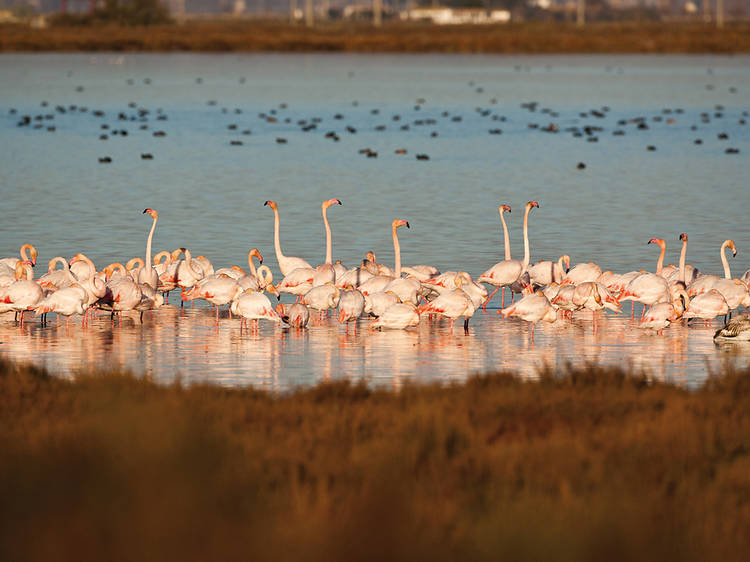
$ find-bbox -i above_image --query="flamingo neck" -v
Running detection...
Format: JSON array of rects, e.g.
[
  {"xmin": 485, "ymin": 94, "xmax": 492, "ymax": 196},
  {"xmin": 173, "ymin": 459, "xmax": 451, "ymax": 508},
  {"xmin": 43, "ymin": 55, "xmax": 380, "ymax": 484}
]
[
  {"xmin": 248, "ymin": 253, "xmax": 258, "ymax": 278},
  {"xmin": 20, "ymin": 244, "xmax": 32, "ymax": 262},
  {"xmin": 522, "ymin": 206, "xmax": 532, "ymax": 269},
  {"xmin": 500, "ymin": 211, "xmax": 511, "ymax": 261},
  {"xmin": 323, "ymin": 206, "xmax": 332, "ymax": 264},
  {"xmin": 655, "ymin": 244, "xmax": 665, "ymax": 276},
  {"xmin": 679, "ymin": 240, "xmax": 687, "ymax": 283},
  {"xmin": 392, "ymin": 226, "xmax": 402, "ymax": 278},
  {"xmin": 184, "ymin": 250, "xmax": 202, "ymax": 277},
  {"xmin": 145, "ymin": 215, "xmax": 157, "ymax": 274},
  {"xmin": 272, "ymin": 207, "xmax": 286, "ymax": 263},
  {"xmin": 54, "ymin": 257, "xmax": 76, "ymax": 284},
  {"xmin": 720, "ymin": 241, "xmax": 732, "ymax": 279}
]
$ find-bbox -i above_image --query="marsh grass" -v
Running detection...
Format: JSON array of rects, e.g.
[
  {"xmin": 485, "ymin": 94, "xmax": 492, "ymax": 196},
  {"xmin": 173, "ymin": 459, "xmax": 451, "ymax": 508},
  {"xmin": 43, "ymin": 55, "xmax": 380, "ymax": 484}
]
[
  {"xmin": 1, "ymin": 357, "xmax": 749, "ymax": 561},
  {"xmin": 1, "ymin": 21, "xmax": 749, "ymax": 53}
]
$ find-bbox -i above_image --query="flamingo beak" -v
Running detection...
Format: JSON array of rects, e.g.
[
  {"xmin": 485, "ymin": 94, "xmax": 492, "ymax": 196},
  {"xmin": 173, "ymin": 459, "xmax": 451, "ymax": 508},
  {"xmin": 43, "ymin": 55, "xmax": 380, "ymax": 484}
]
[{"xmin": 405, "ymin": 221, "xmax": 410, "ymax": 228}]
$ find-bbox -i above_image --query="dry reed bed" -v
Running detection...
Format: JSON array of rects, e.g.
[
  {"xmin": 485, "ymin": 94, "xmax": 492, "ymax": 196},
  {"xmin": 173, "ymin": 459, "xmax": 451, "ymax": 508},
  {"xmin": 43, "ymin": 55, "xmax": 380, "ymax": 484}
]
[
  {"xmin": 1, "ymin": 21, "xmax": 750, "ymax": 53},
  {"xmin": 1, "ymin": 357, "xmax": 749, "ymax": 561}
]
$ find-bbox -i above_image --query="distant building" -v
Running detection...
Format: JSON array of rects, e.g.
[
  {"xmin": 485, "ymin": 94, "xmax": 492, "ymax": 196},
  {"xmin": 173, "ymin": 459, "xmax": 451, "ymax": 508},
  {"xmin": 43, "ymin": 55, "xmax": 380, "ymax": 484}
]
[{"xmin": 401, "ymin": 7, "xmax": 511, "ymax": 24}]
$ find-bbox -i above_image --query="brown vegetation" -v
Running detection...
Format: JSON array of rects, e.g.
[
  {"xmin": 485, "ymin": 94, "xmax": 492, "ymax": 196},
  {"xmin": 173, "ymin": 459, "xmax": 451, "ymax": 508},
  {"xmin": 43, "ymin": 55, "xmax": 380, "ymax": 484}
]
[
  {"xmin": 1, "ymin": 357, "xmax": 750, "ymax": 561},
  {"xmin": 1, "ymin": 20, "xmax": 749, "ymax": 53}
]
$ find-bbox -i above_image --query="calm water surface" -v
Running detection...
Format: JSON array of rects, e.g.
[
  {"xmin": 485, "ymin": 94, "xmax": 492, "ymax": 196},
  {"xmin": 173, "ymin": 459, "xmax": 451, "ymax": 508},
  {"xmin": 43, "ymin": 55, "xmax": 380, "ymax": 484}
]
[{"xmin": 1, "ymin": 53, "xmax": 748, "ymax": 389}]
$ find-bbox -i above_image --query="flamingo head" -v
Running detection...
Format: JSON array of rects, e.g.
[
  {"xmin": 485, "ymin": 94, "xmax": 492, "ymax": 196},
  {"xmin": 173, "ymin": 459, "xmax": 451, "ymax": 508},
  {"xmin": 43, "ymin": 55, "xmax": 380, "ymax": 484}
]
[
  {"xmin": 264, "ymin": 200, "xmax": 277, "ymax": 210},
  {"xmin": 143, "ymin": 208, "xmax": 159, "ymax": 219},
  {"xmin": 527, "ymin": 201, "xmax": 539, "ymax": 209},
  {"xmin": 562, "ymin": 254, "xmax": 571, "ymax": 272},
  {"xmin": 393, "ymin": 219, "xmax": 410, "ymax": 230},
  {"xmin": 500, "ymin": 204, "xmax": 511, "ymax": 214},
  {"xmin": 323, "ymin": 198, "xmax": 342, "ymax": 210},
  {"xmin": 69, "ymin": 253, "xmax": 83, "ymax": 265},
  {"xmin": 727, "ymin": 240, "xmax": 737, "ymax": 256},
  {"xmin": 679, "ymin": 233, "xmax": 688, "ymax": 242},
  {"xmin": 365, "ymin": 251, "xmax": 376, "ymax": 262},
  {"xmin": 21, "ymin": 244, "xmax": 37, "ymax": 266},
  {"xmin": 249, "ymin": 248, "xmax": 263, "ymax": 264},
  {"xmin": 648, "ymin": 238, "xmax": 666, "ymax": 248}
]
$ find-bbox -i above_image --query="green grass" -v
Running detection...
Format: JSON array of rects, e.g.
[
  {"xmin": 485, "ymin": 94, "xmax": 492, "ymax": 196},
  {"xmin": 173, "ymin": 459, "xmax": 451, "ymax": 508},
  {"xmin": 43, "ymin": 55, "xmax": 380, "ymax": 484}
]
[
  {"xmin": 1, "ymin": 20, "xmax": 749, "ymax": 53},
  {"xmin": 1, "ymin": 357, "xmax": 749, "ymax": 561}
]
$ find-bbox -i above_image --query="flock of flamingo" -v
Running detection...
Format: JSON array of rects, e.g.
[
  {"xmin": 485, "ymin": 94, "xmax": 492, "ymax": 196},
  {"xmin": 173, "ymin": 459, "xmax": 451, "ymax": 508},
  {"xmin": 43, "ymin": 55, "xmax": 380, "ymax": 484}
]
[{"xmin": 2, "ymin": 200, "xmax": 750, "ymax": 343}]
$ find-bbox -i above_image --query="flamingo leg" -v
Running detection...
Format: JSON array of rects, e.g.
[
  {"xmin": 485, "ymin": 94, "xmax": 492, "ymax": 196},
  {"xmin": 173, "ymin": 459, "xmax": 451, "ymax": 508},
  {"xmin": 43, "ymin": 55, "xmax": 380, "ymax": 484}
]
[
  {"xmin": 501, "ymin": 287, "xmax": 505, "ymax": 309},
  {"xmin": 530, "ymin": 323, "xmax": 535, "ymax": 344},
  {"xmin": 482, "ymin": 287, "xmax": 499, "ymax": 311}
]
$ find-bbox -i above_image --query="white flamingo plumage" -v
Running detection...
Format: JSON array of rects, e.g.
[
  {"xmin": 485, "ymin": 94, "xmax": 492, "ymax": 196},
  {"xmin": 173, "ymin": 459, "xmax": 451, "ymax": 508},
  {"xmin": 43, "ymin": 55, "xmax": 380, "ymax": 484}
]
[
  {"xmin": 684, "ymin": 289, "xmax": 729, "ymax": 326},
  {"xmin": 372, "ymin": 303, "xmax": 420, "ymax": 330},
  {"xmin": 364, "ymin": 291, "xmax": 400, "ymax": 317},
  {"xmin": 500, "ymin": 291, "xmax": 557, "ymax": 343},
  {"xmin": 1, "ymin": 262, "xmax": 44, "ymax": 326},
  {"xmin": 338, "ymin": 286, "xmax": 365, "ymax": 328},
  {"xmin": 357, "ymin": 219, "xmax": 410, "ymax": 296},
  {"xmin": 0, "ymin": 243, "xmax": 37, "ymax": 274},
  {"xmin": 231, "ymin": 290, "xmax": 281, "ymax": 332},
  {"xmin": 276, "ymin": 302, "xmax": 310, "ymax": 328},
  {"xmin": 528, "ymin": 254, "xmax": 570, "ymax": 287}
]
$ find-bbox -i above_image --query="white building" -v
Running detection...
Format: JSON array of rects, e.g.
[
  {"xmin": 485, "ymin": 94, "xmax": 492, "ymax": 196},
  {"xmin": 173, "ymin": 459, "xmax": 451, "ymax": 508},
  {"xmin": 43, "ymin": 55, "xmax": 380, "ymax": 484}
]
[{"xmin": 402, "ymin": 7, "xmax": 511, "ymax": 24}]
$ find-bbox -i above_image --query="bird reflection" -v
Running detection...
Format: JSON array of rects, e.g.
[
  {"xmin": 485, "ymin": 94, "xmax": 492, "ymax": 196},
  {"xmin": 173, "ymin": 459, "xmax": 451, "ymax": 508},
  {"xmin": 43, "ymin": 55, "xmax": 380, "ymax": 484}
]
[{"xmin": 1, "ymin": 304, "xmax": 747, "ymax": 391}]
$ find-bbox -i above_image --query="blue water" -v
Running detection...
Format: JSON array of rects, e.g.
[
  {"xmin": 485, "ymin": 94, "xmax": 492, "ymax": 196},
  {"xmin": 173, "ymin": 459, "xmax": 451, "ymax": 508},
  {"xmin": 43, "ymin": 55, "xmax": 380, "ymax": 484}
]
[{"xmin": 1, "ymin": 53, "xmax": 748, "ymax": 389}]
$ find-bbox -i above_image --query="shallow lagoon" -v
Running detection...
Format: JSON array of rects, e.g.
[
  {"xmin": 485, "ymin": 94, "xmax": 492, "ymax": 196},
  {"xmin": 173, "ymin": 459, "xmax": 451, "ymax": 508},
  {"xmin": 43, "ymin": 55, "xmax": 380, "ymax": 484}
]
[{"xmin": 1, "ymin": 53, "xmax": 748, "ymax": 388}]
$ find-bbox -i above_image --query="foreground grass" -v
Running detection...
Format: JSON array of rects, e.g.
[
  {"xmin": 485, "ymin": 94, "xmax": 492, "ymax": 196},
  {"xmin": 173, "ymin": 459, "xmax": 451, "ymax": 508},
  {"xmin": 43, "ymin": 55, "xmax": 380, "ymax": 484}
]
[
  {"xmin": 1, "ymin": 21, "xmax": 749, "ymax": 53},
  {"xmin": 1, "ymin": 358, "xmax": 749, "ymax": 561}
]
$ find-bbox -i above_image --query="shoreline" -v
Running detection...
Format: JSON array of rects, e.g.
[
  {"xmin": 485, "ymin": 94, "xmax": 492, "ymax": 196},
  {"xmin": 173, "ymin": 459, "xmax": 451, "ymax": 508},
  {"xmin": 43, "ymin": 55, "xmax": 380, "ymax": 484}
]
[{"xmin": 2, "ymin": 21, "xmax": 750, "ymax": 54}]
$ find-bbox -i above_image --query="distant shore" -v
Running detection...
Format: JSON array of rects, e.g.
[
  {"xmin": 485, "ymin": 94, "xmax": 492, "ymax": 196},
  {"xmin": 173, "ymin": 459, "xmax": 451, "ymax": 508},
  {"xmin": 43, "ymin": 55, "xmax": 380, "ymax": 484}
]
[{"xmin": 1, "ymin": 21, "xmax": 750, "ymax": 53}]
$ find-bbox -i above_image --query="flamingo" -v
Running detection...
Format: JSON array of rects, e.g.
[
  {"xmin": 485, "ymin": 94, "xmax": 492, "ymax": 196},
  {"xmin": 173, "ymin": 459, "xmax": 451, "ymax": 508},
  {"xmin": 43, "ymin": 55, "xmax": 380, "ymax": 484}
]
[
  {"xmin": 562, "ymin": 262, "xmax": 603, "ymax": 286},
  {"xmin": 235, "ymin": 249, "xmax": 266, "ymax": 291},
  {"xmin": 175, "ymin": 248, "xmax": 206, "ymax": 297},
  {"xmin": 620, "ymin": 239, "xmax": 671, "ymax": 318},
  {"xmin": 684, "ymin": 290, "xmax": 729, "ymax": 326},
  {"xmin": 69, "ymin": 253, "xmax": 108, "ymax": 313},
  {"xmin": 358, "ymin": 219, "xmax": 410, "ymax": 296},
  {"xmin": 314, "ymin": 198, "xmax": 342, "ymax": 286},
  {"xmin": 276, "ymin": 302, "xmax": 310, "ymax": 328},
  {"xmin": 478, "ymin": 201, "xmax": 538, "ymax": 309},
  {"xmin": 688, "ymin": 239, "xmax": 736, "ymax": 297},
  {"xmin": 37, "ymin": 257, "xmax": 77, "ymax": 292},
  {"xmin": 550, "ymin": 284, "xmax": 578, "ymax": 320},
  {"xmin": 713, "ymin": 313, "xmax": 750, "ymax": 341},
  {"xmin": 372, "ymin": 303, "xmax": 420, "ymax": 330},
  {"xmin": 0, "ymin": 243, "xmax": 37, "ymax": 274},
  {"xmin": 528, "ymin": 254, "xmax": 570, "ymax": 288},
  {"xmin": 35, "ymin": 284, "xmax": 87, "ymax": 326},
  {"xmin": 137, "ymin": 208, "xmax": 159, "ymax": 289},
  {"xmin": 182, "ymin": 275, "xmax": 242, "ymax": 323},
  {"xmin": 364, "ymin": 291, "xmax": 401, "ymax": 317},
  {"xmin": 264, "ymin": 200, "xmax": 312, "ymax": 276},
  {"xmin": 338, "ymin": 286, "xmax": 365, "ymax": 330},
  {"xmin": 99, "ymin": 263, "xmax": 143, "ymax": 321},
  {"xmin": 665, "ymin": 233, "xmax": 699, "ymax": 286},
  {"xmin": 231, "ymin": 289, "xmax": 281, "ymax": 333},
  {"xmin": 572, "ymin": 281, "xmax": 621, "ymax": 332},
  {"xmin": 302, "ymin": 283, "xmax": 340, "ymax": 319},
  {"xmin": 500, "ymin": 291, "xmax": 557, "ymax": 343},
  {"xmin": 639, "ymin": 302, "xmax": 679, "ymax": 335},
  {"xmin": 1, "ymin": 262, "xmax": 43, "ymax": 326},
  {"xmin": 416, "ymin": 272, "xmax": 477, "ymax": 334}
]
